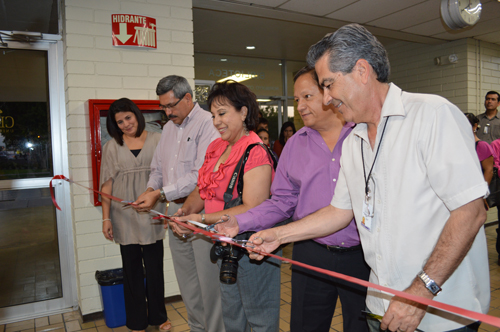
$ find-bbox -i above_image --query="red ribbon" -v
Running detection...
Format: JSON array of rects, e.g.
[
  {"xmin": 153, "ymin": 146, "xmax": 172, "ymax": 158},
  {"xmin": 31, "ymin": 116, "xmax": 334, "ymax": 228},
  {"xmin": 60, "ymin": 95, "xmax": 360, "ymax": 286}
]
[
  {"xmin": 50, "ymin": 175, "xmax": 133, "ymax": 210},
  {"xmin": 51, "ymin": 175, "xmax": 500, "ymax": 328}
]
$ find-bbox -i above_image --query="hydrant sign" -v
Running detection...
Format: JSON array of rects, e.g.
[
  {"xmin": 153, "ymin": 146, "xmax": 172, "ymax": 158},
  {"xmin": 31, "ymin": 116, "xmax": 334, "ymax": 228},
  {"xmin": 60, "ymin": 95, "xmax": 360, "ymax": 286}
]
[{"xmin": 111, "ymin": 14, "xmax": 157, "ymax": 49}]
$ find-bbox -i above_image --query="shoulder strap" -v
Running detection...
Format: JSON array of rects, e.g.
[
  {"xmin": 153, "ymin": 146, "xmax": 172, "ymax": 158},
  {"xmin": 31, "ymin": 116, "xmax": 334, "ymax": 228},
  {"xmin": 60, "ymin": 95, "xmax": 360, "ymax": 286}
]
[{"xmin": 223, "ymin": 142, "xmax": 277, "ymax": 203}]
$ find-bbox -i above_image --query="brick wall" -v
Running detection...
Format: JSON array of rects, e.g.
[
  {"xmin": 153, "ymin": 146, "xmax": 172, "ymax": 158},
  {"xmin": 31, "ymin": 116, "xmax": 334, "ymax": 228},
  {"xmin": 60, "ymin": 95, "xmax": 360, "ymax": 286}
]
[
  {"xmin": 63, "ymin": 0, "xmax": 193, "ymax": 315},
  {"xmin": 387, "ymin": 38, "xmax": 500, "ymax": 114}
]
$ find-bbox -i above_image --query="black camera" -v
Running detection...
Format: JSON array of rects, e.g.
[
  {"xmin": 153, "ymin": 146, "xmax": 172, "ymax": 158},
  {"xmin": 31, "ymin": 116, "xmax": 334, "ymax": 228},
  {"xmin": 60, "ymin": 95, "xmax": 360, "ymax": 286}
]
[{"xmin": 210, "ymin": 232, "xmax": 252, "ymax": 284}]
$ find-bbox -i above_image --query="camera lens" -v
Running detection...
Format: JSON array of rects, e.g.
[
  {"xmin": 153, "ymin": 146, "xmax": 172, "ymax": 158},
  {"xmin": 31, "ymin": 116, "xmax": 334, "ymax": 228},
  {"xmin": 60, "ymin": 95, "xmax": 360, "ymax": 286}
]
[{"xmin": 220, "ymin": 256, "xmax": 239, "ymax": 284}]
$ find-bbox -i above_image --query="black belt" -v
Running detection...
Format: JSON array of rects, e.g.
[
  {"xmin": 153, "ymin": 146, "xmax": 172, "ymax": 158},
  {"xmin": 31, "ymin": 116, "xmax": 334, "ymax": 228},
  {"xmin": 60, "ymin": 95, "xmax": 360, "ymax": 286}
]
[
  {"xmin": 171, "ymin": 197, "xmax": 187, "ymax": 204},
  {"xmin": 314, "ymin": 241, "xmax": 362, "ymax": 253}
]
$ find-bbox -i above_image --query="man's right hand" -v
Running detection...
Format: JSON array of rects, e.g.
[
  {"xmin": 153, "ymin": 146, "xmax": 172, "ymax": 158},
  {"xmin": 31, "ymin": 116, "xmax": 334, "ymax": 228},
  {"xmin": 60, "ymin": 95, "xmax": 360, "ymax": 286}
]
[
  {"xmin": 247, "ymin": 229, "xmax": 281, "ymax": 260},
  {"xmin": 133, "ymin": 188, "xmax": 160, "ymax": 211},
  {"xmin": 214, "ymin": 215, "xmax": 240, "ymax": 237}
]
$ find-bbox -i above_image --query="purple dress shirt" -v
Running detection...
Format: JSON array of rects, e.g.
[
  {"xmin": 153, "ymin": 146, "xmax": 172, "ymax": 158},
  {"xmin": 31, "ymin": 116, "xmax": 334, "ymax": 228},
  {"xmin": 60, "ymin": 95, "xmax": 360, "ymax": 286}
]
[
  {"xmin": 147, "ymin": 103, "xmax": 220, "ymax": 201},
  {"xmin": 237, "ymin": 123, "xmax": 360, "ymax": 247}
]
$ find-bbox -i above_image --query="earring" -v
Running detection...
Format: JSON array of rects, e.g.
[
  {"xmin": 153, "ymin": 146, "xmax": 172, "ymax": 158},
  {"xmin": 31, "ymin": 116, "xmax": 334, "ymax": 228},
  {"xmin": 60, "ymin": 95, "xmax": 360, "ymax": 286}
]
[{"xmin": 243, "ymin": 121, "xmax": 249, "ymax": 135}]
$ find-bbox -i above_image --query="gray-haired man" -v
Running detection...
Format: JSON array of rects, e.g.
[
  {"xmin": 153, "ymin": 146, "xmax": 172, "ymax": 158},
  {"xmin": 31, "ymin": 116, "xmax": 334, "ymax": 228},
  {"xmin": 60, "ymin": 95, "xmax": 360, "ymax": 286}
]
[{"xmin": 135, "ymin": 75, "xmax": 224, "ymax": 332}]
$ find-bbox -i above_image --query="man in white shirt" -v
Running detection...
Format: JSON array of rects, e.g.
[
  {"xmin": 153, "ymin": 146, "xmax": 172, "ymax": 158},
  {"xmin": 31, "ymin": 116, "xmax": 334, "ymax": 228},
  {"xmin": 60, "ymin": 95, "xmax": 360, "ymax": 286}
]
[
  {"xmin": 244, "ymin": 24, "xmax": 489, "ymax": 332},
  {"xmin": 134, "ymin": 75, "xmax": 224, "ymax": 332}
]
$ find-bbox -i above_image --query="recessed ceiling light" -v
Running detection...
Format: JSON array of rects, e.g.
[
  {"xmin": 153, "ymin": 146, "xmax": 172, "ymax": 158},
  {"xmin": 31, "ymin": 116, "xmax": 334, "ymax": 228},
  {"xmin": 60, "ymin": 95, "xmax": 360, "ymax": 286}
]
[
  {"xmin": 220, "ymin": 59, "xmax": 227, "ymax": 61},
  {"xmin": 246, "ymin": 46, "xmax": 255, "ymax": 50}
]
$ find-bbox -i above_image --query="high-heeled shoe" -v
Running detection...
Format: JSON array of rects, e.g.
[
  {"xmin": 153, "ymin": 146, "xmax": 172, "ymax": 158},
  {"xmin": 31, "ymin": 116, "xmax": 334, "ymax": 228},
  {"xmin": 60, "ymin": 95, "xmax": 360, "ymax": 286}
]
[{"xmin": 159, "ymin": 320, "xmax": 172, "ymax": 331}]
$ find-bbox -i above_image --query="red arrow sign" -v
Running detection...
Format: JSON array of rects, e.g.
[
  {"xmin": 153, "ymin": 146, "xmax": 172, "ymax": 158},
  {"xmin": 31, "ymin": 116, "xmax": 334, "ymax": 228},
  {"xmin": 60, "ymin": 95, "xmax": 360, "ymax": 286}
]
[{"xmin": 111, "ymin": 14, "xmax": 157, "ymax": 49}]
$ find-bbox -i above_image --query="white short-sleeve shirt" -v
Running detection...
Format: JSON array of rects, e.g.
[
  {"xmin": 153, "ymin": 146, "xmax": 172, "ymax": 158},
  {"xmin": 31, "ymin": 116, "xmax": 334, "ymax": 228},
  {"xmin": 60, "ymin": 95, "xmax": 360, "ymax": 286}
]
[{"xmin": 331, "ymin": 83, "xmax": 490, "ymax": 331}]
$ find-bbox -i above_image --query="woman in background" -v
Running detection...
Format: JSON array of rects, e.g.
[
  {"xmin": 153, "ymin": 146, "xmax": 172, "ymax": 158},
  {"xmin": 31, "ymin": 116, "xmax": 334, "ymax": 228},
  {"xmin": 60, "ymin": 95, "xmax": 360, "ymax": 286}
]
[
  {"xmin": 273, "ymin": 121, "xmax": 296, "ymax": 158},
  {"xmin": 465, "ymin": 112, "xmax": 494, "ymax": 186},
  {"xmin": 100, "ymin": 98, "xmax": 170, "ymax": 332}
]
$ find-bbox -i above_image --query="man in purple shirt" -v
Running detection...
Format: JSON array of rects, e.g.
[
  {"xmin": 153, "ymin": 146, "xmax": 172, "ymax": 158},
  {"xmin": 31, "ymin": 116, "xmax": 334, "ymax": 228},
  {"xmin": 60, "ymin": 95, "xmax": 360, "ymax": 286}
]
[
  {"xmin": 218, "ymin": 67, "xmax": 369, "ymax": 332},
  {"xmin": 134, "ymin": 75, "xmax": 224, "ymax": 332}
]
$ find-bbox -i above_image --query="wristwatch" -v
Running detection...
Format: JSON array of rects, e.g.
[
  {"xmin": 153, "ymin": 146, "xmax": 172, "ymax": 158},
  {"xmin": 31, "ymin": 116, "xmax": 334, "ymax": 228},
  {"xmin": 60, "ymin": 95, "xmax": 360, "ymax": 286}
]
[
  {"xmin": 417, "ymin": 270, "xmax": 442, "ymax": 296},
  {"xmin": 159, "ymin": 188, "xmax": 166, "ymax": 202}
]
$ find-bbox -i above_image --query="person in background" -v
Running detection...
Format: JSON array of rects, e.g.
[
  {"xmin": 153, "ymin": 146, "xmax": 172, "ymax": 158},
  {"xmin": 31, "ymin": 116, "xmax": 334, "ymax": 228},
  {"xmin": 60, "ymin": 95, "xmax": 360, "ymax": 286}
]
[
  {"xmin": 217, "ymin": 66, "xmax": 370, "ymax": 332},
  {"xmin": 172, "ymin": 81, "xmax": 281, "ymax": 332},
  {"xmin": 465, "ymin": 113, "xmax": 494, "ymax": 186},
  {"xmin": 476, "ymin": 91, "xmax": 500, "ymax": 144},
  {"xmin": 256, "ymin": 128, "xmax": 270, "ymax": 147},
  {"xmin": 257, "ymin": 117, "xmax": 269, "ymax": 131},
  {"xmin": 100, "ymin": 98, "xmax": 169, "ymax": 332},
  {"xmin": 273, "ymin": 121, "xmax": 296, "ymax": 158},
  {"xmin": 257, "ymin": 128, "xmax": 278, "ymax": 161},
  {"xmin": 133, "ymin": 75, "xmax": 224, "ymax": 332},
  {"xmin": 477, "ymin": 91, "xmax": 500, "ymax": 265}
]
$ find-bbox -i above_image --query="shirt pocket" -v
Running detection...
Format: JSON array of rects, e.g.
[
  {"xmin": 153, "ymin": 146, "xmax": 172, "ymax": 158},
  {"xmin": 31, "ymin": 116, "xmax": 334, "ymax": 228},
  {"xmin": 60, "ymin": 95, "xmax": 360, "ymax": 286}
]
[
  {"xmin": 492, "ymin": 124, "xmax": 500, "ymax": 140},
  {"xmin": 178, "ymin": 140, "xmax": 197, "ymax": 173}
]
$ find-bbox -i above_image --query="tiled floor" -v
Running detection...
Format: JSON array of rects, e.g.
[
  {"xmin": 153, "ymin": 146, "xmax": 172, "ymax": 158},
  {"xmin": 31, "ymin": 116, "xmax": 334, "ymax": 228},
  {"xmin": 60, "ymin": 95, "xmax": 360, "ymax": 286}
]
[{"xmin": 2, "ymin": 224, "xmax": 500, "ymax": 332}]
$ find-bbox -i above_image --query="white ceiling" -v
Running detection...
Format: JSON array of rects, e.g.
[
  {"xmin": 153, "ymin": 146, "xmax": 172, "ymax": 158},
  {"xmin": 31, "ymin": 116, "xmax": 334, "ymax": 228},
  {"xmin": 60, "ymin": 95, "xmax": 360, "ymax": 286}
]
[{"xmin": 193, "ymin": 0, "xmax": 500, "ymax": 61}]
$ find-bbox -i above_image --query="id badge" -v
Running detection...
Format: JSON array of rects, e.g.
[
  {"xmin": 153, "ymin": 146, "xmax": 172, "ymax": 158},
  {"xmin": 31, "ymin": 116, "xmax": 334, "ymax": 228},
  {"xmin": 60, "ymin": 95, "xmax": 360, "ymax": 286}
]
[{"xmin": 362, "ymin": 198, "xmax": 373, "ymax": 231}]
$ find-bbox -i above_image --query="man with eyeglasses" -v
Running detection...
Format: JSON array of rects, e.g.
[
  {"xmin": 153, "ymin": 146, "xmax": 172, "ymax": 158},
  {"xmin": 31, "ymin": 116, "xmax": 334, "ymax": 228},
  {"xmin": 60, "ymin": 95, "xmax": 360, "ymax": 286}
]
[{"xmin": 134, "ymin": 75, "xmax": 224, "ymax": 332}]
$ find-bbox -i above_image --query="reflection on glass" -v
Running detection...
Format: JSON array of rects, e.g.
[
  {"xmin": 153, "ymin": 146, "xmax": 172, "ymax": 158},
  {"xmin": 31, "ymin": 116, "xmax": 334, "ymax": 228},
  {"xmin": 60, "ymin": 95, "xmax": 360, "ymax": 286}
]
[
  {"xmin": 0, "ymin": 102, "xmax": 53, "ymax": 180},
  {"xmin": 0, "ymin": 188, "xmax": 62, "ymax": 308}
]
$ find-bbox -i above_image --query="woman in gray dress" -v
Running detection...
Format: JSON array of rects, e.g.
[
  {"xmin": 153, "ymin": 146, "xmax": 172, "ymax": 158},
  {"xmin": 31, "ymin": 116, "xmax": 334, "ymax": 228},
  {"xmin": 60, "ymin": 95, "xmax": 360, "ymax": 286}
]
[{"xmin": 100, "ymin": 98, "xmax": 170, "ymax": 332}]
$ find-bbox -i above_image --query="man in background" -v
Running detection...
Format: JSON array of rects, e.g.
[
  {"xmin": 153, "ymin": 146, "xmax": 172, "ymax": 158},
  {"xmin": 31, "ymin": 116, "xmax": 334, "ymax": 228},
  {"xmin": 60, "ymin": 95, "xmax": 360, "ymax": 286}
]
[{"xmin": 477, "ymin": 91, "xmax": 500, "ymax": 143}]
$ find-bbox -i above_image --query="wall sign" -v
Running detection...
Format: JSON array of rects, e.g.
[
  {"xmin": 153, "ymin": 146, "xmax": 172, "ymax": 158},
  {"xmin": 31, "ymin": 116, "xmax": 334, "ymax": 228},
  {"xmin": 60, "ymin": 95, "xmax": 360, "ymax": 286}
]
[{"xmin": 111, "ymin": 14, "xmax": 157, "ymax": 49}]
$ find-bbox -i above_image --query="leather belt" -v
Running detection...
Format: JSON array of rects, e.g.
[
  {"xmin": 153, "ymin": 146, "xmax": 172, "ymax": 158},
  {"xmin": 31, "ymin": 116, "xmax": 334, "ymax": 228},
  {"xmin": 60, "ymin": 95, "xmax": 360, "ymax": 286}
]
[
  {"xmin": 172, "ymin": 197, "xmax": 187, "ymax": 204},
  {"xmin": 314, "ymin": 242, "xmax": 362, "ymax": 253}
]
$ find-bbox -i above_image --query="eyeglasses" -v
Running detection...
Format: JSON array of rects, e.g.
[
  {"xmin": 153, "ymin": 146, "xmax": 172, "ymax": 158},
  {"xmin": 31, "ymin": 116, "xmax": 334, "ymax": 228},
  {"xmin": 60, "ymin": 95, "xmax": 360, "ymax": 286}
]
[{"xmin": 159, "ymin": 93, "xmax": 186, "ymax": 110}]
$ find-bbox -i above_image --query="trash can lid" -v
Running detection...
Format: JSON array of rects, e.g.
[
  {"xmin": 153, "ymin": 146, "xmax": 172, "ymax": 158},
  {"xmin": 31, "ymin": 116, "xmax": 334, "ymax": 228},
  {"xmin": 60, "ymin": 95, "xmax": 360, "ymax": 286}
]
[{"xmin": 95, "ymin": 268, "xmax": 123, "ymax": 286}]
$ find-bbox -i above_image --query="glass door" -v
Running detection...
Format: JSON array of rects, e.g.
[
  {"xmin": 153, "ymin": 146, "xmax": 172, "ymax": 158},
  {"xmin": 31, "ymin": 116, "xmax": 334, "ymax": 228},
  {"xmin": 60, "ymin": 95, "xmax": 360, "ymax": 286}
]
[{"xmin": 0, "ymin": 40, "xmax": 76, "ymax": 324}]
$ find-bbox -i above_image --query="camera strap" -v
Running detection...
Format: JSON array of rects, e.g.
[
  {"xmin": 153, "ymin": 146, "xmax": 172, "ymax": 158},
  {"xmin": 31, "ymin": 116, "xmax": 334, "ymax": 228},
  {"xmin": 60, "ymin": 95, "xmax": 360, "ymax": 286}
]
[{"xmin": 223, "ymin": 142, "xmax": 277, "ymax": 204}]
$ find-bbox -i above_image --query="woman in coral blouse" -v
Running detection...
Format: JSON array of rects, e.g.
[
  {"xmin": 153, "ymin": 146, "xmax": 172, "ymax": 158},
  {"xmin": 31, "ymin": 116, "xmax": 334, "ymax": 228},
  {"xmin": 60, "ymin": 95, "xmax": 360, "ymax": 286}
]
[{"xmin": 171, "ymin": 81, "xmax": 280, "ymax": 332}]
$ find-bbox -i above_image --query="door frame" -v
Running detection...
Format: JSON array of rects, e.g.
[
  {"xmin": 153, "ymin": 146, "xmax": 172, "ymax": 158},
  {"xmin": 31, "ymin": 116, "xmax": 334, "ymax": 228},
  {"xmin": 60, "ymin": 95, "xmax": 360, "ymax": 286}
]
[{"xmin": 0, "ymin": 36, "xmax": 78, "ymax": 324}]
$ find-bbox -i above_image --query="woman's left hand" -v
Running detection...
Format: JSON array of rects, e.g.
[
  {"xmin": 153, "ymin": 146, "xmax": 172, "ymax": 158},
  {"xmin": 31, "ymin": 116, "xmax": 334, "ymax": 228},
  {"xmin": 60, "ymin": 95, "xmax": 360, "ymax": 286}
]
[{"xmin": 170, "ymin": 213, "xmax": 202, "ymax": 237}]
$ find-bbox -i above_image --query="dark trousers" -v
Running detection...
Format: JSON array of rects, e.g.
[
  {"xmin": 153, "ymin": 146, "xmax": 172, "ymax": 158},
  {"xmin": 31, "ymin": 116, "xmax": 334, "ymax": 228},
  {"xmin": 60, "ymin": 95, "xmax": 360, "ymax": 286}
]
[
  {"xmin": 290, "ymin": 240, "xmax": 370, "ymax": 332},
  {"xmin": 120, "ymin": 240, "xmax": 168, "ymax": 330}
]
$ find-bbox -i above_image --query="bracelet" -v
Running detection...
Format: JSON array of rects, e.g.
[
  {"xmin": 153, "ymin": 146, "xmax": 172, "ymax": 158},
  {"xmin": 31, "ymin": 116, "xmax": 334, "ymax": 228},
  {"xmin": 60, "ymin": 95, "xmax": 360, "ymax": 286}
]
[
  {"xmin": 102, "ymin": 218, "xmax": 111, "ymax": 222},
  {"xmin": 201, "ymin": 214, "xmax": 206, "ymax": 223}
]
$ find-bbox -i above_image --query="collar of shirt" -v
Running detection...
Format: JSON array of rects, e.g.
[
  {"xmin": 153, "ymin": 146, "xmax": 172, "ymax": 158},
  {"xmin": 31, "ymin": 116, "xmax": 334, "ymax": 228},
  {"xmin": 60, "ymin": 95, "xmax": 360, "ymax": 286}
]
[
  {"xmin": 352, "ymin": 83, "xmax": 403, "ymax": 144},
  {"xmin": 299, "ymin": 122, "xmax": 356, "ymax": 138},
  {"xmin": 175, "ymin": 102, "xmax": 201, "ymax": 128},
  {"xmin": 479, "ymin": 111, "xmax": 499, "ymax": 120}
]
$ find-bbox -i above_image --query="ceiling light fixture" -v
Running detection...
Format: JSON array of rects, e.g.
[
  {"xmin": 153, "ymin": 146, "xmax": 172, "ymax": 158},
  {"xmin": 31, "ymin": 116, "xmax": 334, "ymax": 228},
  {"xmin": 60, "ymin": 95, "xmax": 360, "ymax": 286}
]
[
  {"xmin": 246, "ymin": 46, "xmax": 255, "ymax": 50},
  {"xmin": 220, "ymin": 58, "xmax": 227, "ymax": 62},
  {"xmin": 217, "ymin": 74, "xmax": 258, "ymax": 83}
]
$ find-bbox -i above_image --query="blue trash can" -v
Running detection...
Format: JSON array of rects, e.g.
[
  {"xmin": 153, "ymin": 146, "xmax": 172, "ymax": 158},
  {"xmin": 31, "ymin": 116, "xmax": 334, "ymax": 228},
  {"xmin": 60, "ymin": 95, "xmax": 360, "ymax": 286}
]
[{"xmin": 95, "ymin": 268, "xmax": 126, "ymax": 328}]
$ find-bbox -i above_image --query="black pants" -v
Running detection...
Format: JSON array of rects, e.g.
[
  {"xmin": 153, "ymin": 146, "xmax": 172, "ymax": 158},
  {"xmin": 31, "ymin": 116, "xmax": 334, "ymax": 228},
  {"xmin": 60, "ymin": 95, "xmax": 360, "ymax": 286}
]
[
  {"xmin": 290, "ymin": 240, "xmax": 370, "ymax": 332},
  {"xmin": 120, "ymin": 240, "xmax": 168, "ymax": 330}
]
